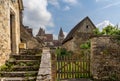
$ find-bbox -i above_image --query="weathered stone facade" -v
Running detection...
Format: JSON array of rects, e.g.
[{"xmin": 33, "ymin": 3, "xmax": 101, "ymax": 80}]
[
  {"xmin": 62, "ymin": 17, "xmax": 96, "ymax": 53},
  {"xmin": 91, "ymin": 36, "xmax": 120, "ymax": 80},
  {"xmin": 0, "ymin": 0, "xmax": 23, "ymax": 66},
  {"xmin": 20, "ymin": 25, "xmax": 43, "ymax": 49},
  {"xmin": 36, "ymin": 27, "xmax": 64, "ymax": 48}
]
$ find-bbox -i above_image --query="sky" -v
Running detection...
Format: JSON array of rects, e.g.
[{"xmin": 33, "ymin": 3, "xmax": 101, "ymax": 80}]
[{"xmin": 23, "ymin": 0, "xmax": 120, "ymax": 39}]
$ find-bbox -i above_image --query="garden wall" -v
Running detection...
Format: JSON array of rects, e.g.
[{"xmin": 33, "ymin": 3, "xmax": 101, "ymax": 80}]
[{"xmin": 91, "ymin": 36, "xmax": 120, "ymax": 80}]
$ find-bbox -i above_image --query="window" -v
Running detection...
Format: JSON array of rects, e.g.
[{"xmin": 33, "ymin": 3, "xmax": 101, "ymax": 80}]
[{"xmin": 86, "ymin": 25, "xmax": 89, "ymax": 28}]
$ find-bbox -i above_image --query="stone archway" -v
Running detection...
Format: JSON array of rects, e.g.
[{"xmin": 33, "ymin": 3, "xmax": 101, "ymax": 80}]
[{"xmin": 10, "ymin": 11, "xmax": 17, "ymax": 54}]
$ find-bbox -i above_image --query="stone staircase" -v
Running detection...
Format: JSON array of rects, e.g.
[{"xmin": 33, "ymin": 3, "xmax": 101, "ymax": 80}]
[{"xmin": 0, "ymin": 49, "xmax": 42, "ymax": 81}]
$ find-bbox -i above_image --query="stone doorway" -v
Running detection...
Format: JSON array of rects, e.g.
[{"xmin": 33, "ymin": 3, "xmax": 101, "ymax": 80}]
[{"xmin": 10, "ymin": 12, "xmax": 16, "ymax": 54}]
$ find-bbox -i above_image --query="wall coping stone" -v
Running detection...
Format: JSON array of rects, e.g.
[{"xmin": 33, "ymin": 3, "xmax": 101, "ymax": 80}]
[{"xmin": 36, "ymin": 47, "xmax": 52, "ymax": 81}]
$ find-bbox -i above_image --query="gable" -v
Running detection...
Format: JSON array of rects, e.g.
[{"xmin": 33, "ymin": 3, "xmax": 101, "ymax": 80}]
[
  {"xmin": 62, "ymin": 16, "xmax": 96, "ymax": 44},
  {"xmin": 76, "ymin": 18, "xmax": 96, "ymax": 33}
]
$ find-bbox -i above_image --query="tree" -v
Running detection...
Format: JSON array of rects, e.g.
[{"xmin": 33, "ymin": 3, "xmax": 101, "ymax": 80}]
[
  {"xmin": 95, "ymin": 25, "xmax": 120, "ymax": 35},
  {"xmin": 102, "ymin": 25, "xmax": 114, "ymax": 35},
  {"xmin": 93, "ymin": 28, "xmax": 102, "ymax": 35}
]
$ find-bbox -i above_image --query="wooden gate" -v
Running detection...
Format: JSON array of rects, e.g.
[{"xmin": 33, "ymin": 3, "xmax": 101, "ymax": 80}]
[{"xmin": 56, "ymin": 52, "xmax": 90, "ymax": 80}]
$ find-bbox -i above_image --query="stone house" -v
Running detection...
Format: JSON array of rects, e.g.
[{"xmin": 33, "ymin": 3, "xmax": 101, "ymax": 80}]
[
  {"xmin": 0, "ymin": 0, "xmax": 23, "ymax": 66},
  {"xmin": 36, "ymin": 27, "xmax": 64, "ymax": 48},
  {"xmin": 62, "ymin": 17, "xmax": 96, "ymax": 53},
  {"xmin": 20, "ymin": 25, "xmax": 43, "ymax": 49},
  {"xmin": 36, "ymin": 28, "xmax": 54, "ymax": 47}
]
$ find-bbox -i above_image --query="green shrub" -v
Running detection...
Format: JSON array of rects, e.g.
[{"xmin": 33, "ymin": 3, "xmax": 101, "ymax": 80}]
[
  {"xmin": 56, "ymin": 48, "xmax": 73, "ymax": 56},
  {"xmin": 0, "ymin": 65, "xmax": 8, "ymax": 71},
  {"xmin": 80, "ymin": 41, "xmax": 90, "ymax": 49},
  {"xmin": 0, "ymin": 61, "xmax": 14, "ymax": 71}
]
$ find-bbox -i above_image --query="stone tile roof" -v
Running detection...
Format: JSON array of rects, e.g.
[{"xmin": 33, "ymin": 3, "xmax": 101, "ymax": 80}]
[{"xmin": 44, "ymin": 34, "xmax": 53, "ymax": 41}]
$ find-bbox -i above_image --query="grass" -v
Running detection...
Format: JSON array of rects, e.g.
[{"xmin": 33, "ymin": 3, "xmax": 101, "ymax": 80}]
[{"xmin": 0, "ymin": 63, "xmax": 14, "ymax": 72}]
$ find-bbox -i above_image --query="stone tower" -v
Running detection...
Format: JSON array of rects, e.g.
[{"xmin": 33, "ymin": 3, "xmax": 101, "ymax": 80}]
[{"xmin": 58, "ymin": 28, "xmax": 64, "ymax": 43}]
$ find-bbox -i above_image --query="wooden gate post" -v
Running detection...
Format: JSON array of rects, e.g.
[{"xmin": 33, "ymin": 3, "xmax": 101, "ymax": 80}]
[{"xmin": 51, "ymin": 50, "xmax": 57, "ymax": 81}]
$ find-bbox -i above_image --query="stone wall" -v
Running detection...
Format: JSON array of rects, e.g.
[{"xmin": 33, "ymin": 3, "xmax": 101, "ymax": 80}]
[
  {"xmin": 91, "ymin": 36, "xmax": 120, "ymax": 80},
  {"xmin": 0, "ymin": 0, "xmax": 22, "ymax": 66},
  {"xmin": 51, "ymin": 49, "xmax": 57, "ymax": 81},
  {"xmin": 63, "ymin": 33, "xmax": 92, "ymax": 54},
  {"xmin": 62, "ymin": 39, "xmax": 74, "ymax": 52},
  {"xmin": 73, "ymin": 33, "xmax": 91, "ymax": 54},
  {"xmin": 0, "ymin": 1, "xmax": 10, "ymax": 66},
  {"xmin": 36, "ymin": 48, "xmax": 52, "ymax": 81}
]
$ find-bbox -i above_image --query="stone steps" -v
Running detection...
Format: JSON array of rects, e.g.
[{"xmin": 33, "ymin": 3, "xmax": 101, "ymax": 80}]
[
  {"xmin": 19, "ymin": 49, "xmax": 42, "ymax": 55},
  {"xmin": 0, "ymin": 77, "xmax": 36, "ymax": 81},
  {"xmin": 12, "ymin": 66, "xmax": 39, "ymax": 71},
  {"xmin": 0, "ymin": 49, "xmax": 42, "ymax": 81},
  {"xmin": 0, "ymin": 71, "xmax": 38, "ymax": 77},
  {"xmin": 11, "ymin": 55, "xmax": 41, "ymax": 60},
  {"xmin": 19, "ymin": 53, "xmax": 36, "ymax": 55},
  {"xmin": 9, "ymin": 60, "xmax": 40, "ymax": 66}
]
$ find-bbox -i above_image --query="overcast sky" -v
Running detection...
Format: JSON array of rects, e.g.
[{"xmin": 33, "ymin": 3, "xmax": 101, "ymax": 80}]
[{"xmin": 23, "ymin": 0, "xmax": 120, "ymax": 39}]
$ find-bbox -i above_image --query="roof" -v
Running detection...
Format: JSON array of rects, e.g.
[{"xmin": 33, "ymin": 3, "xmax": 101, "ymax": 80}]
[
  {"xmin": 62, "ymin": 16, "xmax": 96, "ymax": 44},
  {"xmin": 53, "ymin": 40, "xmax": 61, "ymax": 46},
  {"xmin": 45, "ymin": 34, "xmax": 53, "ymax": 41}
]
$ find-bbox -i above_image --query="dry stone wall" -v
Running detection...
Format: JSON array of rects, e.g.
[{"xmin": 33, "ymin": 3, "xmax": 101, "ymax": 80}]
[{"xmin": 91, "ymin": 36, "xmax": 120, "ymax": 80}]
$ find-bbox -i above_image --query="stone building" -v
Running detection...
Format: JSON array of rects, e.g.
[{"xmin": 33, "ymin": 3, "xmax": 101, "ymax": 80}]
[
  {"xmin": 36, "ymin": 28, "xmax": 54, "ymax": 47},
  {"xmin": 62, "ymin": 17, "xmax": 96, "ymax": 53},
  {"xmin": 36, "ymin": 27, "xmax": 64, "ymax": 48},
  {"xmin": 0, "ymin": 0, "xmax": 23, "ymax": 66},
  {"xmin": 20, "ymin": 25, "xmax": 43, "ymax": 49},
  {"xmin": 24, "ymin": 26, "xmax": 33, "ymax": 36},
  {"xmin": 58, "ymin": 28, "xmax": 64, "ymax": 43}
]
